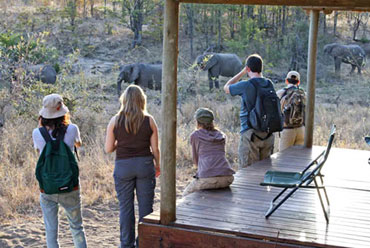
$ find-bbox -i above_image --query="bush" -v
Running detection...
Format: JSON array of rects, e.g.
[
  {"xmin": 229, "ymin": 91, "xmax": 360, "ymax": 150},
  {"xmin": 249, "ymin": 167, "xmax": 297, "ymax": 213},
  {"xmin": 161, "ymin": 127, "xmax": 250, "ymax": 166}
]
[{"xmin": 0, "ymin": 31, "xmax": 59, "ymax": 65}]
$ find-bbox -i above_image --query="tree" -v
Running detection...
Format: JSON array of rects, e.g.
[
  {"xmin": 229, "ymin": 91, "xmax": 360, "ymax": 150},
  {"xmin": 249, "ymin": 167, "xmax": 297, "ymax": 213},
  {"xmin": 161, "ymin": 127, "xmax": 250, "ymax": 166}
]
[
  {"xmin": 333, "ymin": 11, "xmax": 339, "ymax": 36},
  {"xmin": 65, "ymin": 0, "xmax": 78, "ymax": 29},
  {"xmin": 90, "ymin": 0, "xmax": 95, "ymax": 17},
  {"xmin": 184, "ymin": 4, "xmax": 194, "ymax": 59}
]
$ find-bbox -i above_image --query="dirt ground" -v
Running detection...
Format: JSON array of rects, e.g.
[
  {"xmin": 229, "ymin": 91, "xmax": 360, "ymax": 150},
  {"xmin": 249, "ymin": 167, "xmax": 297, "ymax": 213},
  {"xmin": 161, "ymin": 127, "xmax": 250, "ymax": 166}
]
[{"xmin": 0, "ymin": 178, "xmax": 190, "ymax": 248}]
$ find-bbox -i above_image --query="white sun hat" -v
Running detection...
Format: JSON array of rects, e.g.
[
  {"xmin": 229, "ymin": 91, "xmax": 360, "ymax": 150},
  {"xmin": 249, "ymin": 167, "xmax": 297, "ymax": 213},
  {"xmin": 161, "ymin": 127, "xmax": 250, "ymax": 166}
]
[{"xmin": 39, "ymin": 94, "xmax": 69, "ymax": 119}]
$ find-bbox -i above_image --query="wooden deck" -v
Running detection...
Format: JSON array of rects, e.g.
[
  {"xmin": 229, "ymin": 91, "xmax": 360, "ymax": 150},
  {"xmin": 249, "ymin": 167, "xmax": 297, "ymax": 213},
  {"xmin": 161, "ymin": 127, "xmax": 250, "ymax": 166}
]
[{"xmin": 139, "ymin": 146, "xmax": 370, "ymax": 248}]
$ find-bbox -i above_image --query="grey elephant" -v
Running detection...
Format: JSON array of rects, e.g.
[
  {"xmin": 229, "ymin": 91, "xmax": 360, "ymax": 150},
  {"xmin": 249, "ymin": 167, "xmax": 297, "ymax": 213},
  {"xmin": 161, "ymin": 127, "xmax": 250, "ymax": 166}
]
[
  {"xmin": 29, "ymin": 64, "xmax": 57, "ymax": 84},
  {"xmin": 195, "ymin": 53, "xmax": 243, "ymax": 90},
  {"xmin": 323, "ymin": 43, "xmax": 366, "ymax": 75},
  {"xmin": 117, "ymin": 63, "xmax": 162, "ymax": 95}
]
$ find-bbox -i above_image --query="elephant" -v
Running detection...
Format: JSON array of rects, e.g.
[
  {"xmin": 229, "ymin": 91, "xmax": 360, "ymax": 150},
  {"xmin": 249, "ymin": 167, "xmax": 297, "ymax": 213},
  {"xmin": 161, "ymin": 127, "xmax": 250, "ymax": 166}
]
[
  {"xmin": 117, "ymin": 63, "xmax": 162, "ymax": 95},
  {"xmin": 195, "ymin": 53, "xmax": 243, "ymax": 90},
  {"xmin": 323, "ymin": 43, "xmax": 366, "ymax": 75},
  {"xmin": 28, "ymin": 64, "xmax": 57, "ymax": 84}
]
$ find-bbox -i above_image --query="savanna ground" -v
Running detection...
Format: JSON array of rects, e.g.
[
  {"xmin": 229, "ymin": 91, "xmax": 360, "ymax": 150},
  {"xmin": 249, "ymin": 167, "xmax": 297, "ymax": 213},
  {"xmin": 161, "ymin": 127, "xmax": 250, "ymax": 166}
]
[{"xmin": 0, "ymin": 2, "xmax": 370, "ymax": 247}]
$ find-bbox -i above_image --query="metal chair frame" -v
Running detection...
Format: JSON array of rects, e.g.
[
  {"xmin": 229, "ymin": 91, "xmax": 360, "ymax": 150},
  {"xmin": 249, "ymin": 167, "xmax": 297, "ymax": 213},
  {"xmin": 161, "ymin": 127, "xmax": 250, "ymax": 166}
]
[{"xmin": 261, "ymin": 125, "xmax": 336, "ymax": 223}]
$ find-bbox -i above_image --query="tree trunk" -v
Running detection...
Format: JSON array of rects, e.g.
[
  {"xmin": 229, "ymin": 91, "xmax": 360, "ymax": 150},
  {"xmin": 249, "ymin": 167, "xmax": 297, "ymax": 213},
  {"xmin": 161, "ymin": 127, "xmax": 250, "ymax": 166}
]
[
  {"xmin": 247, "ymin": 5, "xmax": 254, "ymax": 19},
  {"xmin": 113, "ymin": 1, "xmax": 116, "ymax": 13},
  {"xmin": 104, "ymin": 0, "xmax": 107, "ymax": 16},
  {"xmin": 204, "ymin": 9, "xmax": 209, "ymax": 49},
  {"xmin": 282, "ymin": 6, "xmax": 286, "ymax": 35},
  {"xmin": 130, "ymin": 0, "xmax": 144, "ymax": 48},
  {"xmin": 217, "ymin": 9, "xmax": 222, "ymax": 51},
  {"xmin": 90, "ymin": 0, "xmax": 94, "ymax": 18},
  {"xmin": 323, "ymin": 14, "xmax": 326, "ymax": 35},
  {"xmin": 228, "ymin": 8, "xmax": 235, "ymax": 39},
  {"xmin": 258, "ymin": 6, "xmax": 263, "ymax": 25},
  {"xmin": 185, "ymin": 4, "xmax": 194, "ymax": 59},
  {"xmin": 333, "ymin": 11, "xmax": 338, "ymax": 36},
  {"xmin": 352, "ymin": 14, "xmax": 362, "ymax": 41},
  {"xmin": 83, "ymin": 0, "xmax": 86, "ymax": 18}
]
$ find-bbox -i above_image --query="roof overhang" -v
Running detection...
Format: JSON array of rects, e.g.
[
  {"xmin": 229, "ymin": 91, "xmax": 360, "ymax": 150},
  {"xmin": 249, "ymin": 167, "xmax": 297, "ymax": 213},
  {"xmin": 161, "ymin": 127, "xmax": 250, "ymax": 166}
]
[{"xmin": 178, "ymin": 0, "xmax": 370, "ymax": 12}]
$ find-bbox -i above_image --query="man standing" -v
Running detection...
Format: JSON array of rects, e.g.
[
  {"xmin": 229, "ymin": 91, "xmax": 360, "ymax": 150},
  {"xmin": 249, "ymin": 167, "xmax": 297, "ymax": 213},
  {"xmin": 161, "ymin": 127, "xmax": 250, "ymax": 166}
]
[
  {"xmin": 224, "ymin": 54, "xmax": 277, "ymax": 168},
  {"xmin": 277, "ymin": 71, "xmax": 306, "ymax": 151}
]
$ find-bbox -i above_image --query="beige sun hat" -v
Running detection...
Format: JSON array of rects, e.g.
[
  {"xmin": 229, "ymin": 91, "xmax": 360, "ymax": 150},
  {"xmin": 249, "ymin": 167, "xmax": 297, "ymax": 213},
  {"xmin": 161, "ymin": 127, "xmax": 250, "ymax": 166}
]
[
  {"xmin": 39, "ymin": 94, "xmax": 69, "ymax": 119},
  {"xmin": 286, "ymin": 71, "xmax": 300, "ymax": 81}
]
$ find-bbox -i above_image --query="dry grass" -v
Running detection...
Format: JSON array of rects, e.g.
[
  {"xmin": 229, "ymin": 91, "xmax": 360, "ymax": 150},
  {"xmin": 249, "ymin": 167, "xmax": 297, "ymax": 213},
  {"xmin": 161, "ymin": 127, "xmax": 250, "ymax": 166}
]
[
  {"xmin": 0, "ymin": 2, "xmax": 369, "ymax": 222},
  {"xmin": 1, "ymin": 68, "xmax": 369, "ymax": 221}
]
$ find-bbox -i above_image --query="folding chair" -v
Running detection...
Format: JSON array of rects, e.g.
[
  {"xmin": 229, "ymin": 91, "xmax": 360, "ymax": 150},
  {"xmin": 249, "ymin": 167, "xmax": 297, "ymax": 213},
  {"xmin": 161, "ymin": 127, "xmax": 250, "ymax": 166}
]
[
  {"xmin": 365, "ymin": 136, "xmax": 370, "ymax": 164},
  {"xmin": 260, "ymin": 125, "xmax": 336, "ymax": 223},
  {"xmin": 365, "ymin": 136, "xmax": 370, "ymax": 145}
]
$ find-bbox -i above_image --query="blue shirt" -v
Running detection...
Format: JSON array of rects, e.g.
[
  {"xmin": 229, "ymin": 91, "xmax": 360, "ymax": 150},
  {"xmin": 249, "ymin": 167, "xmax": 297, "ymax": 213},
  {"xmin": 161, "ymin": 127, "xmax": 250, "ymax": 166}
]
[{"xmin": 229, "ymin": 77, "xmax": 271, "ymax": 133}]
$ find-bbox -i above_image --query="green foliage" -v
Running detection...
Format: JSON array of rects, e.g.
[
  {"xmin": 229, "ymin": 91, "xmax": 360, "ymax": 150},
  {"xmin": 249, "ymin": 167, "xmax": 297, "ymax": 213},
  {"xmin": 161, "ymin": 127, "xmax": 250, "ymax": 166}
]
[{"xmin": 0, "ymin": 32, "xmax": 59, "ymax": 65}]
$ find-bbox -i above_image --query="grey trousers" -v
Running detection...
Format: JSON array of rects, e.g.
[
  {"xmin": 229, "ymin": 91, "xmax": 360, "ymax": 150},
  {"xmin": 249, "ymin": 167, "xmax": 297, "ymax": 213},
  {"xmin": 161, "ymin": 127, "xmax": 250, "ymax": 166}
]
[{"xmin": 114, "ymin": 156, "xmax": 156, "ymax": 248}]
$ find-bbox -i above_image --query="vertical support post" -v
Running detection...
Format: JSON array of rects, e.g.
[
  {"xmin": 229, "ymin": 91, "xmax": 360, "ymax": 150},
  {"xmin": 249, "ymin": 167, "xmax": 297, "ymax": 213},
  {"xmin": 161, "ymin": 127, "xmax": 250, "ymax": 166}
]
[
  {"xmin": 305, "ymin": 10, "xmax": 319, "ymax": 148},
  {"xmin": 160, "ymin": 0, "xmax": 179, "ymax": 225}
]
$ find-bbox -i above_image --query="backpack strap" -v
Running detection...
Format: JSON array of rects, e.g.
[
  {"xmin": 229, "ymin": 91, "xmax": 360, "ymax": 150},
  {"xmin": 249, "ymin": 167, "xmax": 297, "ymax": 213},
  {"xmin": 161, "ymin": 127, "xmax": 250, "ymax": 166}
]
[
  {"xmin": 39, "ymin": 127, "xmax": 52, "ymax": 143},
  {"xmin": 74, "ymin": 146, "xmax": 80, "ymax": 162}
]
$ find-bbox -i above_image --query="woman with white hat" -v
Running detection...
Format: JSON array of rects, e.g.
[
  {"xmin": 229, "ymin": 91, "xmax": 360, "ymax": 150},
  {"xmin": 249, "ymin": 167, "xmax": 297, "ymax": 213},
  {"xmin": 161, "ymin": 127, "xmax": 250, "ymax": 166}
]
[{"xmin": 32, "ymin": 93, "xmax": 87, "ymax": 248}]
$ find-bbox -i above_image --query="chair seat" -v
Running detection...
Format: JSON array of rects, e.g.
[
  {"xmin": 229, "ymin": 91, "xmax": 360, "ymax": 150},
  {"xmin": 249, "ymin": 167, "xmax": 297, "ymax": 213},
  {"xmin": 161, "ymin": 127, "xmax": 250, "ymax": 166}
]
[{"xmin": 260, "ymin": 171, "xmax": 305, "ymax": 188}]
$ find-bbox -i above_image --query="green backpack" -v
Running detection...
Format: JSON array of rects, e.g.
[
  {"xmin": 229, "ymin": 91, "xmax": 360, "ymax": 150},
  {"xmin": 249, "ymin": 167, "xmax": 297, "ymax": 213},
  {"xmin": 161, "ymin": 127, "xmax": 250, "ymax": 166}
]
[{"xmin": 35, "ymin": 127, "xmax": 79, "ymax": 194}]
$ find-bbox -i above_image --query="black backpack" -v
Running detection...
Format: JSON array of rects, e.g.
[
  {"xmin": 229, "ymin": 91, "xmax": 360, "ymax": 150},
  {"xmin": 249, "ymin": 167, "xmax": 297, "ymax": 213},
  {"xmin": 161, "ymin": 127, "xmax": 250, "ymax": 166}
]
[
  {"xmin": 35, "ymin": 127, "xmax": 79, "ymax": 194},
  {"xmin": 248, "ymin": 79, "xmax": 284, "ymax": 133},
  {"xmin": 280, "ymin": 86, "xmax": 306, "ymax": 128}
]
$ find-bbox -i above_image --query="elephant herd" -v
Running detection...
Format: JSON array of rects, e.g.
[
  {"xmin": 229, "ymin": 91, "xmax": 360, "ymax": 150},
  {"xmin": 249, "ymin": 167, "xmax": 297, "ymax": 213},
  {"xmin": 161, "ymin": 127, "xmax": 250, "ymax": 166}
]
[
  {"xmin": 117, "ymin": 43, "xmax": 367, "ymax": 94},
  {"xmin": 116, "ymin": 53, "xmax": 243, "ymax": 95},
  {"xmin": 2, "ymin": 42, "xmax": 365, "ymax": 94}
]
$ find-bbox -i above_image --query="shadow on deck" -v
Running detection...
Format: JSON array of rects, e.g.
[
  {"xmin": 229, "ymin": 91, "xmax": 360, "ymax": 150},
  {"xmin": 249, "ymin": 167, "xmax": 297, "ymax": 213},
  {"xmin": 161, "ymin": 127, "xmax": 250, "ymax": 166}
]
[{"xmin": 139, "ymin": 146, "xmax": 370, "ymax": 248}]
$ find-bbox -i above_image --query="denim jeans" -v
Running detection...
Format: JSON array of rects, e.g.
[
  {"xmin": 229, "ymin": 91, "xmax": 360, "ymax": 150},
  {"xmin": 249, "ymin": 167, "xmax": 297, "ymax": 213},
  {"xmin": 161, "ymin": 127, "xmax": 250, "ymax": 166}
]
[
  {"xmin": 114, "ymin": 156, "xmax": 156, "ymax": 248},
  {"xmin": 40, "ymin": 190, "xmax": 87, "ymax": 248}
]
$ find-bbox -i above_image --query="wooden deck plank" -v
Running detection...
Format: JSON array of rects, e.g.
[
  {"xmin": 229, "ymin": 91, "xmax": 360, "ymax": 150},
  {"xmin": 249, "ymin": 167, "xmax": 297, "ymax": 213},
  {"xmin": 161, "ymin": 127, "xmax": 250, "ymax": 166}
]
[{"xmin": 141, "ymin": 147, "xmax": 370, "ymax": 248}]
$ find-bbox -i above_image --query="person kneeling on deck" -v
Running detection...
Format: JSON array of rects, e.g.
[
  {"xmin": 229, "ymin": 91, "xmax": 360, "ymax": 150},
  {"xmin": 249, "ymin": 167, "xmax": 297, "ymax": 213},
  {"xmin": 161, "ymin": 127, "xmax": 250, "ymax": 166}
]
[
  {"xmin": 224, "ymin": 54, "xmax": 283, "ymax": 168},
  {"xmin": 183, "ymin": 108, "xmax": 235, "ymax": 196},
  {"xmin": 276, "ymin": 71, "xmax": 306, "ymax": 151}
]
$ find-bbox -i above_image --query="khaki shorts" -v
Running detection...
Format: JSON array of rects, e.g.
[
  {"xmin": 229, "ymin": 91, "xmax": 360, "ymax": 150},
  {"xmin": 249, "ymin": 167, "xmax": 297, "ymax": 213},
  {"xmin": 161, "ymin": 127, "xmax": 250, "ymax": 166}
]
[
  {"xmin": 238, "ymin": 129, "xmax": 274, "ymax": 169},
  {"xmin": 182, "ymin": 175, "xmax": 234, "ymax": 196}
]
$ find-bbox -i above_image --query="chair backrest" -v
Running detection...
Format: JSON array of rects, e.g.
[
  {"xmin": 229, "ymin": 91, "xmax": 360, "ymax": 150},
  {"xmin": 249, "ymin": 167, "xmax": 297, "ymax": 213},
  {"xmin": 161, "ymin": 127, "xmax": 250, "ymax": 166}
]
[
  {"xmin": 301, "ymin": 124, "xmax": 336, "ymax": 184},
  {"xmin": 365, "ymin": 136, "xmax": 370, "ymax": 146},
  {"xmin": 321, "ymin": 124, "xmax": 336, "ymax": 164}
]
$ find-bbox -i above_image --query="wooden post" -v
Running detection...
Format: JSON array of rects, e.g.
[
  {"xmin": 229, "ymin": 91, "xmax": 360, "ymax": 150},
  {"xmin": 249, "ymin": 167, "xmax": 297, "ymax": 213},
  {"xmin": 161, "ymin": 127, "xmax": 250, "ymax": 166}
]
[
  {"xmin": 304, "ymin": 10, "xmax": 319, "ymax": 148},
  {"xmin": 160, "ymin": 0, "xmax": 179, "ymax": 225}
]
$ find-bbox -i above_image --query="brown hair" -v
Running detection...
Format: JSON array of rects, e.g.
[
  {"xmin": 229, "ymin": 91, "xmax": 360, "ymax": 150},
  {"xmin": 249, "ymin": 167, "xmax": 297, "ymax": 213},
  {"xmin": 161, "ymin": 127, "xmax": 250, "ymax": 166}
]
[
  {"xmin": 117, "ymin": 85, "xmax": 147, "ymax": 135},
  {"xmin": 39, "ymin": 113, "xmax": 71, "ymax": 139},
  {"xmin": 197, "ymin": 121, "xmax": 216, "ymax": 131},
  {"xmin": 246, "ymin": 54, "xmax": 263, "ymax": 73}
]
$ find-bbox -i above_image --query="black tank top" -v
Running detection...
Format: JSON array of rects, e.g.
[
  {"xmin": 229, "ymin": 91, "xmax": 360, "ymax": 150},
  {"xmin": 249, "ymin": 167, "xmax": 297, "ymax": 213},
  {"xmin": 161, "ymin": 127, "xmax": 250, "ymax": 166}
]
[{"xmin": 113, "ymin": 115, "xmax": 153, "ymax": 160}]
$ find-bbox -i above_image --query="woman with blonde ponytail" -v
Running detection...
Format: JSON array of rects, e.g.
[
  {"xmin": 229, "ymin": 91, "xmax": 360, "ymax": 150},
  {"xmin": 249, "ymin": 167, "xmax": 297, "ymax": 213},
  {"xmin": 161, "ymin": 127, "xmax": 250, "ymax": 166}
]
[{"xmin": 105, "ymin": 85, "xmax": 160, "ymax": 248}]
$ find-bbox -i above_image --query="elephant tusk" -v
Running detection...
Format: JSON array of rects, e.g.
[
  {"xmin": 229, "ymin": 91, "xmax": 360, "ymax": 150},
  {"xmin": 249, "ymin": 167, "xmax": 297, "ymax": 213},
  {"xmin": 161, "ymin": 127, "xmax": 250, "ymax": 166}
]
[{"xmin": 189, "ymin": 63, "xmax": 198, "ymax": 70}]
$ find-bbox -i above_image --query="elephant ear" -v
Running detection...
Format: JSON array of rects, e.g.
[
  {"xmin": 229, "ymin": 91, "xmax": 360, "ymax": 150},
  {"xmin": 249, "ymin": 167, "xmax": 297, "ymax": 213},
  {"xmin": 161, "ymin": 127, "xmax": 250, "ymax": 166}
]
[
  {"xmin": 129, "ymin": 65, "xmax": 140, "ymax": 83},
  {"xmin": 324, "ymin": 44, "xmax": 336, "ymax": 54},
  {"xmin": 203, "ymin": 54, "xmax": 217, "ymax": 71}
]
